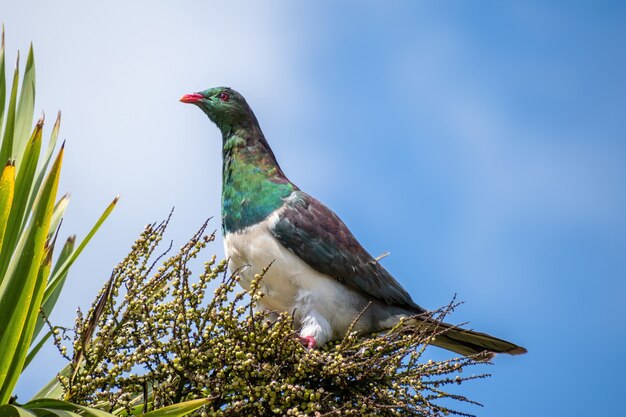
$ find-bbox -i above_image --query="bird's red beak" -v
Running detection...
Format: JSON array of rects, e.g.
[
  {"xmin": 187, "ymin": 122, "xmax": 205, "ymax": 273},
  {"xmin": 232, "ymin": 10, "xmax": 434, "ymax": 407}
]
[{"xmin": 180, "ymin": 93, "xmax": 204, "ymax": 103}]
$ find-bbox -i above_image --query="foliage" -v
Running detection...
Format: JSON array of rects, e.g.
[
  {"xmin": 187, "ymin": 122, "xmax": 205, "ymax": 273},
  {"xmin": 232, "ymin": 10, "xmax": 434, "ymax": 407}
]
[
  {"xmin": 0, "ymin": 27, "xmax": 124, "ymax": 417},
  {"xmin": 47, "ymin": 215, "xmax": 488, "ymax": 417},
  {"xmin": 0, "ymin": 397, "xmax": 211, "ymax": 417},
  {"xmin": 0, "ymin": 27, "xmax": 260, "ymax": 417}
]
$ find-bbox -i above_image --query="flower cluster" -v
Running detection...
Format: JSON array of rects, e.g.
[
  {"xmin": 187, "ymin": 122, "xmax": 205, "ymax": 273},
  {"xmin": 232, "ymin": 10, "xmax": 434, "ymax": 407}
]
[{"xmin": 59, "ymin": 215, "xmax": 486, "ymax": 416}]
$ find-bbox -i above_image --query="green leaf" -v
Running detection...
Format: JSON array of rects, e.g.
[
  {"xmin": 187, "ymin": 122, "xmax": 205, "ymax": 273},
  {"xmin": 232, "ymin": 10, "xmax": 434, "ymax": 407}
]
[
  {"xmin": 0, "ymin": 32, "xmax": 117, "ymax": 408},
  {"xmin": 22, "ymin": 399, "xmax": 115, "ymax": 417},
  {"xmin": 13, "ymin": 43, "xmax": 35, "ymax": 171},
  {"xmin": 4, "ymin": 239, "xmax": 54, "ymax": 378},
  {"xmin": 0, "ymin": 26, "xmax": 6, "ymax": 137},
  {"xmin": 32, "ymin": 235, "xmax": 75, "ymax": 341},
  {"xmin": 0, "ymin": 145, "xmax": 63, "ymax": 403},
  {"xmin": 48, "ymin": 194, "xmax": 70, "ymax": 240},
  {"xmin": 0, "ymin": 119, "xmax": 43, "ymax": 278},
  {"xmin": 31, "ymin": 380, "xmax": 208, "ymax": 417},
  {"xmin": 0, "ymin": 233, "xmax": 54, "ymax": 401},
  {"xmin": 34, "ymin": 199, "xmax": 118, "ymax": 373},
  {"xmin": 44, "ymin": 195, "xmax": 119, "ymax": 305},
  {"xmin": 0, "ymin": 52, "xmax": 19, "ymax": 167},
  {"xmin": 0, "ymin": 160, "xmax": 15, "ymax": 255},
  {"xmin": 26, "ymin": 410, "xmax": 78, "ymax": 417},
  {"xmin": 10, "ymin": 241, "xmax": 54, "ymax": 377},
  {"xmin": 1, "ymin": 249, "xmax": 51, "ymax": 396},
  {"xmin": 0, "ymin": 404, "xmax": 38, "ymax": 417},
  {"xmin": 25, "ymin": 112, "xmax": 61, "ymax": 217},
  {"xmin": 141, "ymin": 398, "xmax": 211, "ymax": 417}
]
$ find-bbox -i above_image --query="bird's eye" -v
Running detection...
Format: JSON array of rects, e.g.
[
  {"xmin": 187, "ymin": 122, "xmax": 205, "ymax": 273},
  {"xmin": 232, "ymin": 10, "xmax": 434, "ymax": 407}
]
[{"xmin": 218, "ymin": 92, "xmax": 230, "ymax": 102}]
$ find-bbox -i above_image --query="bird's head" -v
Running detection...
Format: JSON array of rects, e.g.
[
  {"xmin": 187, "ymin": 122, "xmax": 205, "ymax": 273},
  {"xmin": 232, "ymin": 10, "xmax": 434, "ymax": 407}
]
[{"xmin": 180, "ymin": 87, "xmax": 257, "ymax": 134}]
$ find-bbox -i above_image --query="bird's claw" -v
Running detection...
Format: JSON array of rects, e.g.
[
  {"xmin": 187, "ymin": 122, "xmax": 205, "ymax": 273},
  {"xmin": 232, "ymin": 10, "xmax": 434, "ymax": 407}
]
[{"xmin": 298, "ymin": 335, "xmax": 316, "ymax": 349}]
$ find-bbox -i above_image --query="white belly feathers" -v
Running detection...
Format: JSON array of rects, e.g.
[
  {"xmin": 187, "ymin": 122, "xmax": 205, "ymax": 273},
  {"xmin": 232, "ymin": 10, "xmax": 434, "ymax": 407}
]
[{"xmin": 223, "ymin": 210, "xmax": 370, "ymax": 345}]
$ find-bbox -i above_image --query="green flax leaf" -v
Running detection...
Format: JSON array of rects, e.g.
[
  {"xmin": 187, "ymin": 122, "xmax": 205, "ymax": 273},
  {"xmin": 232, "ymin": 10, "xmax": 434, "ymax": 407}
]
[
  {"xmin": 32, "ymin": 235, "xmax": 75, "ymax": 341},
  {"xmin": 0, "ymin": 119, "xmax": 43, "ymax": 278},
  {"xmin": 6, "ymin": 241, "xmax": 53, "ymax": 381},
  {"xmin": 141, "ymin": 398, "xmax": 211, "ymax": 417},
  {"xmin": 48, "ymin": 193, "xmax": 70, "ymax": 240},
  {"xmin": 44, "ymin": 195, "xmax": 118, "ymax": 302},
  {"xmin": 25, "ymin": 112, "xmax": 61, "ymax": 216},
  {"xmin": 0, "ymin": 160, "xmax": 15, "ymax": 256},
  {"xmin": 23, "ymin": 410, "xmax": 77, "ymax": 417},
  {"xmin": 22, "ymin": 399, "xmax": 115, "ymax": 417},
  {"xmin": 0, "ymin": 404, "xmax": 38, "ymax": 417},
  {"xmin": 0, "ymin": 53, "xmax": 19, "ymax": 167},
  {"xmin": 13, "ymin": 43, "xmax": 35, "ymax": 170},
  {"xmin": 0, "ymin": 145, "xmax": 63, "ymax": 403},
  {"xmin": 0, "ymin": 26, "xmax": 6, "ymax": 136}
]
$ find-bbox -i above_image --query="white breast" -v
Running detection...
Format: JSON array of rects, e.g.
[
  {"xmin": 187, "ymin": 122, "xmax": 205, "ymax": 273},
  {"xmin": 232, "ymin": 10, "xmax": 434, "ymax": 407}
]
[{"xmin": 223, "ymin": 211, "xmax": 372, "ymax": 345}]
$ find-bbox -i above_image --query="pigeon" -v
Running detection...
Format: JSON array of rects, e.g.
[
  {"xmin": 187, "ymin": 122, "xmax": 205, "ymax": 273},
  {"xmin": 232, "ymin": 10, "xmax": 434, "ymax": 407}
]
[{"xmin": 181, "ymin": 87, "xmax": 526, "ymax": 357}]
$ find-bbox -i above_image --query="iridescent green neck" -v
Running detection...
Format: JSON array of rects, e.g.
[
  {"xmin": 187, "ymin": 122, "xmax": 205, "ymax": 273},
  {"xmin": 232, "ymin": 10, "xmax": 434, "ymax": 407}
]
[{"xmin": 222, "ymin": 128, "xmax": 294, "ymax": 233}]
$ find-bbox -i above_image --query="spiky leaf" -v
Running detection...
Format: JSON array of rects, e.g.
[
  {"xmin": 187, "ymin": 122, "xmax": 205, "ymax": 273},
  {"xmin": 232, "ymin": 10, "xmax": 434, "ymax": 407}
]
[
  {"xmin": 0, "ymin": 120, "xmax": 43, "ymax": 278},
  {"xmin": 0, "ymin": 53, "xmax": 19, "ymax": 166},
  {"xmin": 0, "ymin": 161, "xmax": 15, "ymax": 255},
  {"xmin": 0, "ymin": 146, "xmax": 63, "ymax": 403},
  {"xmin": 25, "ymin": 112, "xmax": 61, "ymax": 216},
  {"xmin": 44, "ymin": 195, "xmax": 119, "ymax": 304},
  {"xmin": 0, "ymin": 27, "xmax": 6, "ymax": 136},
  {"xmin": 13, "ymin": 44, "xmax": 35, "ymax": 171},
  {"xmin": 32, "ymin": 235, "xmax": 74, "ymax": 341}
]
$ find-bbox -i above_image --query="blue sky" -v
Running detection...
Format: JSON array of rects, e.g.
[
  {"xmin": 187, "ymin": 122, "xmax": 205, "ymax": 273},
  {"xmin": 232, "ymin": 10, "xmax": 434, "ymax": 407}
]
[{"xmin": 4, "ymin": 1, "xmax": 626, "ymax": 415}]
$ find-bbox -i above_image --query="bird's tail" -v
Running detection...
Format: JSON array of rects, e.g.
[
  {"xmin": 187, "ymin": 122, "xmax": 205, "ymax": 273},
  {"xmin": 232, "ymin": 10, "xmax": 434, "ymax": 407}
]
[{"xmin": 409, "ymin": 318, "xmax": 527, "ymax": 359}]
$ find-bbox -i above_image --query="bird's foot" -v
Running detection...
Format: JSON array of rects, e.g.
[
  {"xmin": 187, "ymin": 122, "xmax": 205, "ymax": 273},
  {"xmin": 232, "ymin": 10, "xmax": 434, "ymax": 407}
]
[{"xmin": 298, "ymin": 335, "xmax": 316, "ymax": 349}]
